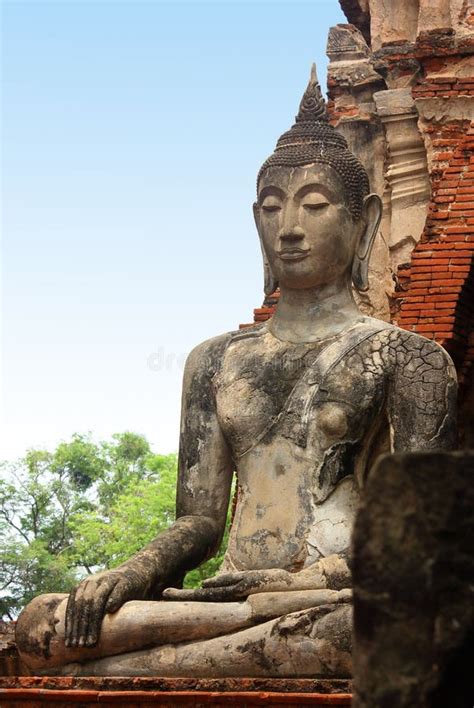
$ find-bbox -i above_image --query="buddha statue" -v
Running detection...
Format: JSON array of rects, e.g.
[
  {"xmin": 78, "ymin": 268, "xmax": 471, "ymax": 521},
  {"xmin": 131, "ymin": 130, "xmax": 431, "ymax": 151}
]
[{"xmin": 16, "ymin": 65, "xmax": 457, "ymax": 678}]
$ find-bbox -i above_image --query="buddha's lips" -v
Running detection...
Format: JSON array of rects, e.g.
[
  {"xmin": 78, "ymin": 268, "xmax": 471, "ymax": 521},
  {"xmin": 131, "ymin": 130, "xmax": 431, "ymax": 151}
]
[{"xmin": 277, "ymin": 248, "xmax": 310, "ymax": 261}]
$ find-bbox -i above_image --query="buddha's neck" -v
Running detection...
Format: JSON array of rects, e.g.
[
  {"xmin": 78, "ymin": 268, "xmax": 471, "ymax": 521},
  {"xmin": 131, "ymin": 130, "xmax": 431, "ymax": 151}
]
[{"xmin": 269, "ymin": 278, "xmax": 361, "ymax": 344}]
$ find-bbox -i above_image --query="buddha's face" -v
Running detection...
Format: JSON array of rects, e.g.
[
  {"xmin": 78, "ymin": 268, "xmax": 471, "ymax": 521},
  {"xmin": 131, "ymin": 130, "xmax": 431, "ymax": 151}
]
[{"xmin": 255, "ymin": 163, "xmax": 364, "ymax": 290}]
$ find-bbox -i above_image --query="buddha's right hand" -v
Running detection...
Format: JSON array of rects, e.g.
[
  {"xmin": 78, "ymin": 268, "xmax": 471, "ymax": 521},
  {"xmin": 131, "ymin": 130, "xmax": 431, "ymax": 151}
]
[{"xmin": 65, "ymin": 566, "xmax": 147, "ymax": 648}]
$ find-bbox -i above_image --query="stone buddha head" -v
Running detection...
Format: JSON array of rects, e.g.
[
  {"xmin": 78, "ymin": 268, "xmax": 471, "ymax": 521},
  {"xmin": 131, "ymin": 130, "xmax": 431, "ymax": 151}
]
[{"xmin": 253, "ymin": 64, "xmax": 382, "ymax": 296}]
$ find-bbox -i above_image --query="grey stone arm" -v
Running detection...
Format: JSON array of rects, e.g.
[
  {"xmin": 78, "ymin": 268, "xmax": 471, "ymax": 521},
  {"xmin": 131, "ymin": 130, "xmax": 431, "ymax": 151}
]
[
  {"xmin": 175, "ymin": 336, "xmax": 234, "ymax": 554},
  {"xmin": 115, "ymin": 514, "xmax": 222, "ymax": 599},
  {"xmin": 126, "ymin": 334, "xmax": 235, "ymax": 594},
  {"xmin": 387, "ymin": 334, "xmax": 457, "ymax": 452}
]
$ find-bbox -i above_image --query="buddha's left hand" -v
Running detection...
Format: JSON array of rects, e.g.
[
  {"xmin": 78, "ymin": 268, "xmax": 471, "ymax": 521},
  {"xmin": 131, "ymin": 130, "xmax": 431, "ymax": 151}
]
[{"xmin": 162, "ymin": 568, "xmax": 292, "ymax": 602}]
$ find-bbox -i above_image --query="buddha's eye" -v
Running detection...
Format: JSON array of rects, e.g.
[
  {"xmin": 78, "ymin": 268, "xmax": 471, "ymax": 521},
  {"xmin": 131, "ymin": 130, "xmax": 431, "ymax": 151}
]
[
  {"xmin": 302, "ymin": 198, "xmax": 329, "ymax": 211},
  {"xmin": 261, "ymin": 198, "xmax": 282, "ymax": 213}
]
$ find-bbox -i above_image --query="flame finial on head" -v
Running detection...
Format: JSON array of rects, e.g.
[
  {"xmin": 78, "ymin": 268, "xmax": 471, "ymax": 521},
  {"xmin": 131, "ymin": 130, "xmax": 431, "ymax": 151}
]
[{"xmin": 295, "ymin": 63, "xmax": 328, "ymax": 123}]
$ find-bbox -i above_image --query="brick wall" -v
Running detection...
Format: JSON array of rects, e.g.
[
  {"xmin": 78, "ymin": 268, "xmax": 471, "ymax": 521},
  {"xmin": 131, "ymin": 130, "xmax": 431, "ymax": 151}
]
[{"xmin": 392, "ymin": 119, "xmax": 474, "ymax": 385}]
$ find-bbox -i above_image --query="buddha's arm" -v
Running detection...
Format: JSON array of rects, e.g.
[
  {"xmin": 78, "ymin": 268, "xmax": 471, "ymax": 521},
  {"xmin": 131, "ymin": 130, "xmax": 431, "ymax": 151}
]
[
  {"xmin": 387, "ymin": 335, "xmax": 457, "ymax": 452},
  {"xmin": 65, "ymin": 335, "xmax": 234, "ymax": 648}
]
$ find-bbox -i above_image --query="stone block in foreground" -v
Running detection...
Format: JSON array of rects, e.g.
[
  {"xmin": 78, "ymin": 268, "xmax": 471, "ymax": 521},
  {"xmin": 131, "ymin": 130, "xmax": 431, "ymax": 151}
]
[{"xmin": 352, "ymin": 451, "xmax": 474, "ymax": 708}]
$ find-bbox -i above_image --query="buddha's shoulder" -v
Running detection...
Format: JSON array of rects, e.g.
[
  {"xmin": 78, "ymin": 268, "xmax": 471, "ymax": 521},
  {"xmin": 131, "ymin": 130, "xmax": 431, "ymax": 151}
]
[
  {"xmin": 184, "ymin": 324, "xmax": 267, "ymax": 376},
  {"xmin": 360, "ymin": 317, "xmax": 456, "ymax": 375}
]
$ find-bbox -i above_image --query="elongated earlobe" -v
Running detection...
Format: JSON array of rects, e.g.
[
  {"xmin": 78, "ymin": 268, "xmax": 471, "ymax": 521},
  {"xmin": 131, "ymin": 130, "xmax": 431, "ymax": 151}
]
[
  {"xmin": 253, "ymin": 202, "xmax": 279, "ymax": 297},
  {"xmin": 352, "ymin": 193, "xmax": 383, "ymax": 292}
]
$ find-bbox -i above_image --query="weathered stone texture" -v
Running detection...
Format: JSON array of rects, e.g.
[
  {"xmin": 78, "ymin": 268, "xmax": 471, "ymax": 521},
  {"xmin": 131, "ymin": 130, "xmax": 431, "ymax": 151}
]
[
  {"xmin": 352, "ymin": 451, "xmax": 474, "ymax": 708},
  {"xmin": 0, "ymin": 620, "xmax": 20, "ymax": 677},
  {"xmin": 338, "ymin": 0, "xmax": 370, "ymax": 44}
]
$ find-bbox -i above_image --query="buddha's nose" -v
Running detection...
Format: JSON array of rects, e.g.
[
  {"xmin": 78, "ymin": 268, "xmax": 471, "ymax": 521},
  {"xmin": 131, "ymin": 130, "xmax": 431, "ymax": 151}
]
[{"xmin": 278, "ymin": 225, "xmax": 305, "ymax": 240}]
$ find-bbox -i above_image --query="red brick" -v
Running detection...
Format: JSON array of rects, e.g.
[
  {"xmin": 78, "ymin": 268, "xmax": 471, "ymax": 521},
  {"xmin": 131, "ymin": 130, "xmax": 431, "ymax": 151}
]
[
  {"xmin": 436, "ymin": 188, "xmax": 458, "ymax": 195},
  {"xmin": 428, "ymin": 286, "xmax": 463, "ymax": 294},
  {"xmin": 449, "ymin": 265, "xmax": 471, "ymax": 272},
  {"xmin": 411, "ymin": 273, "xmax": 432, "ymax": 281},
  {"xmin": 417, "ymin": 244, "xmax": 456, "ymax": 253},
  {"xmin": 458, "ymin": 186, "xmax": 474, "ymax": 194},
  {"xmin": 402, "ymin": 303, "xmax": 424, "ymax": 311},
  {"xmin": 430, "ymin": 211, "xmax": 450, "ymax": 219},
  {"xmin": 451, "ymin": 249, "xmax": 474, "ymax": 256},
  {"xmin": 441, "ymin": 234, "xmax": 468, "ymax": 241},
  {"xmin": 434, "ymin": 300, "xmax": 457, "ymax": 307},
  {"xmin": 446, "ymin": 218, "xmax": 468, "ymax": 226},
  {"xmin": 431, "ymin": 257, "xmax": 454, "ymax": 265},
  {"xmin": 417, "ymin": 324, "xmax": 454, "ymax": 332},
  {"xmin": 438, "ymin": 180, "xmax": 460, "ymax": 188},
  {"xmin": 431, "ymin": 278, "xmax": 460, "ymax": 286},
  {"xmin": 431, "ymin": 270, "xmax": 454, "ymax": 277},
  {"xmin": 432, "ymin": 140, "xmax": 458, "ymax": 147},
  {"xmin": 418, "ymin": 309, "xmax": 441, "ymax": 317},
  {"xmin": 412, "ymin": 265, "xmax": 447, "ymax": 273},
  {"xmin": 436, "ymin": 151, "xmax": 454, "ymax": 160},
  {"xmin": 409, "ymin": 279, "xmax": 431, "ymax": 287},
  {"xmin": 399, "ymin": 296, "xmax": 425, "ymax": 303},
  {"xmin": 434, "ymin": 195, "xmax": 455, "ymax": 203},
  {"xmin": 412, "ymin": 257, "xmax": 441, "ymax": 265},
  {"xmin": 436, "ymin": 316, "xmax": 456, "ymax": 324},
  {"xmin": 398, "ymin": 317, "xmax": 419, "ymax": 325},
  {"xmin": 443, "ymin": 226, "xmax": 473, "ymax": 234},
  {"xmin": 409, "ymin": 288, "xmax": 430, "ymax": 295},
  {"xmin": 412, "ymin": 251, "xmax": 433, "ymax": 258},
  {"xmin": 254, "ymin": 307, "xmax": 274, "ymax": 314},
  {"xmin": 452, "ymin": 201, "xmax": 474, "ymax": 209}
]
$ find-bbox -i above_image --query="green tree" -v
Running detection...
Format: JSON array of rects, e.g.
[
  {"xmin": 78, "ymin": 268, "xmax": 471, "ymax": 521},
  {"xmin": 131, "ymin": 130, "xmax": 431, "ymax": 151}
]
[{"xmin": 0, "ymin": 433, "xmax": 231, "ymax": 619}]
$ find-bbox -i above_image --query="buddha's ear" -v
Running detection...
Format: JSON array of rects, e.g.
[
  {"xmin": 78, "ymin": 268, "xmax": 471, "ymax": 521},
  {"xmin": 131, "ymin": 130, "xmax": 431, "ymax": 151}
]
[
  {"xmin": 352, "ymin": 193, "xmax": 382, "ymax": 292},
  {"xmin": 253, "ymin": 201, "xmax": 279, "ymax": 297}
]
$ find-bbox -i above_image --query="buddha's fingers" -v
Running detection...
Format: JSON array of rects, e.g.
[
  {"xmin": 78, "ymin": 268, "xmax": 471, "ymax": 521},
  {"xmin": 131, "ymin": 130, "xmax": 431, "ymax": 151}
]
[
  {"xmin": 201, "ymin": 572, "xmax": 245, "ymax": 588},
  {"xmin": 163, "ymin": 585, "xmax": 245, "ymax": 602}
]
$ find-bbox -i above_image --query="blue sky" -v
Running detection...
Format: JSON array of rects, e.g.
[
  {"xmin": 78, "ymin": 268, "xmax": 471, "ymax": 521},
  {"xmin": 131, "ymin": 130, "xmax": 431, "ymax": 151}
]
[{"xmin": 1, "ymin": 0, "xmax": 346, "ymax": 459}]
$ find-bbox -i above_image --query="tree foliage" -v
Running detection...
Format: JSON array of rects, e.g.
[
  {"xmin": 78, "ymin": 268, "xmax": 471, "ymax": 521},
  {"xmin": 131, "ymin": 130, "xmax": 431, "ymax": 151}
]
[{"xmin": 0, "ymin": 433, "xmax": 231, "ymax": 619}]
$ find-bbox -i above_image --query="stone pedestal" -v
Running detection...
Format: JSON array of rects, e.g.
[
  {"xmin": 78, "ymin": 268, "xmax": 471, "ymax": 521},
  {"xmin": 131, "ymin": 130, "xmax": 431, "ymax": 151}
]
[{"xmin": 0, "ymin": 677, "xmax": 352, "ymax": 706}]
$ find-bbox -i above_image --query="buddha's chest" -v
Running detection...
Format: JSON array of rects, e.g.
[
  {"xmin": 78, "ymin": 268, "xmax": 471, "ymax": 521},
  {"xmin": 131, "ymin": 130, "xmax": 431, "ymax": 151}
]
[{"xmin": 213, "ymin": 333, "xmax": 388, "ymax": 462}]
